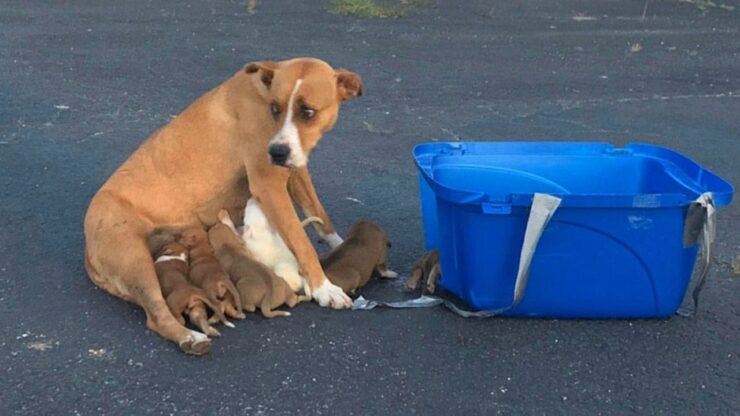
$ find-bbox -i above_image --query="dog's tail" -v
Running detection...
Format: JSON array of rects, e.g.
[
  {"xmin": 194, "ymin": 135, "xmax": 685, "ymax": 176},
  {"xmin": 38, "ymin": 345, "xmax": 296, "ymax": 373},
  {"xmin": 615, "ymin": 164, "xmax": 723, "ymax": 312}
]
[{"xmin": 301, "ymin": 216, "xmax": 324, "ymax": 228}]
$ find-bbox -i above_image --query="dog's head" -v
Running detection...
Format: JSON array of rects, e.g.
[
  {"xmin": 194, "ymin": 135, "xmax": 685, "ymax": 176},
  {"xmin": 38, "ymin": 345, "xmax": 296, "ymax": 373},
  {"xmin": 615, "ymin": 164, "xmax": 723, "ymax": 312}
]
[{"xmin": 244, "ymin": 58, "xmax": 363, "ymax": 168}]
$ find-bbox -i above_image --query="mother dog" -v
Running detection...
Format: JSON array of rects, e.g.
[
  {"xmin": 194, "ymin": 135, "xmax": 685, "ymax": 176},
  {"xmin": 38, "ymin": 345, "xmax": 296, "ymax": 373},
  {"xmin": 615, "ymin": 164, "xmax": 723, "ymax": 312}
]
[{"xmin": 84, "ymin": 58, "xmax": 362, "ymax": 354}]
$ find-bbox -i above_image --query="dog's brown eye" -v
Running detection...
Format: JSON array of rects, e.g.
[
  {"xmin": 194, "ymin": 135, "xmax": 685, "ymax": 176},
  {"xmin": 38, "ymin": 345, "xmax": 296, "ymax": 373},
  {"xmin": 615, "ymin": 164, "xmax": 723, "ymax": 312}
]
[
  {"xmin": 299, "ymin": 105, "xmax": 316, "ymax": 120},
  {"xmin": 270, "ymin": 102, "xmax": 281, "ymax": 119}
]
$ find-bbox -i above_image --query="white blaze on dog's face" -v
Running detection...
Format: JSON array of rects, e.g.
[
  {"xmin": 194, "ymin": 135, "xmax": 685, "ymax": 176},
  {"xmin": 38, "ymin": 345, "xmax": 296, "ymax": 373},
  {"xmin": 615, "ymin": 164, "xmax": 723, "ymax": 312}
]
[{"xmin": 244, "ymin": 58, "xmax": 363, "ymax": 168}]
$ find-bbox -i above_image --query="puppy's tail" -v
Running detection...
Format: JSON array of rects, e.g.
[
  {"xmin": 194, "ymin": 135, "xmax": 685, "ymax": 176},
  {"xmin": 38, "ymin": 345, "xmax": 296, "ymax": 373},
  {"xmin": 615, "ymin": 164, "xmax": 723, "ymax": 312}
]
[
  {"xmin": 218, "ymin": 280, "xmax": 245, "ymax": 320},
  {"xmin": 301, "ymin": 216, "xmax": 324, "ymax": 228},
  {"xmin": 260, "ymin": 296, "xmax": 291, "ymax": 318}
]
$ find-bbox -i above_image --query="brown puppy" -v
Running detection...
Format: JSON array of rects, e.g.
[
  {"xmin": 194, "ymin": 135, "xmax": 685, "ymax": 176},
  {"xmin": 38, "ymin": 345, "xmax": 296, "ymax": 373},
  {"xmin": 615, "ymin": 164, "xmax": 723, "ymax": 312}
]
[
  {"xmin": 405, "ymin": 249, "xmax": 441, "ymax": 295},
  {"xmin": 209, "ymin": 224, "xmax": 296, "ymax": 318},
  {"xmin": 180, "ymin": 227, "xmax": 245, "ymax": 322},
  {"xmin": 154, "ymin": 242, "xmax": 227, "ymax": 337},
  {"xmin": 83, "ymin": 58, "xmax": 362, "ymax": 353},
  {"xmin": 320, "ymin": 221, "xmax": 397, "ymax": 294},
  {"xmin": 208, "ymin": 213, "xmax": 302, "ymax": 318}
]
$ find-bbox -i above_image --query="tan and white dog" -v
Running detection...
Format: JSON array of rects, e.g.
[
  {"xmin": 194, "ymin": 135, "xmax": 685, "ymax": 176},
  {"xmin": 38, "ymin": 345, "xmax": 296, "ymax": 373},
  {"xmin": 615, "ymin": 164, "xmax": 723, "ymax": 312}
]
[{"xmin": 84, "ymin": 58, "xmax": 362, "ymax": 354}]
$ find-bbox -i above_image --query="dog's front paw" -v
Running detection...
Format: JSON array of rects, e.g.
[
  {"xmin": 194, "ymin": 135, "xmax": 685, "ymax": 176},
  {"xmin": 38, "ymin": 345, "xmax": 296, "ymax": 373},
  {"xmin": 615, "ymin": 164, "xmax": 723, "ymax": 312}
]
[
  {"xmin": 312, "ymin": 279, "xmax": 351, "ymax": 309},
  {"xmin": 318, "ymin": 232, "xmax": 344, "ymax": 249}
]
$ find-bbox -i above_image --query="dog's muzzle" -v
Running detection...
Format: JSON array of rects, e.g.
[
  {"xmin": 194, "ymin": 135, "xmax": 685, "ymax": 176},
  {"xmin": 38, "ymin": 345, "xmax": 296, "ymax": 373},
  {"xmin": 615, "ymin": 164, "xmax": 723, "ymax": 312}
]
[{"xmin": 268, "ymin": 144, "xmax": 291, "ymax": 166}]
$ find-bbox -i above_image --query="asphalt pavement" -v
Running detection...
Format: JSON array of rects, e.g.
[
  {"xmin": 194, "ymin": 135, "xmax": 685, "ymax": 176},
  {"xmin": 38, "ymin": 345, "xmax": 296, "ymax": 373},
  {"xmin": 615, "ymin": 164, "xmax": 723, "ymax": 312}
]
[{"xmin": 1, "ymin": 0, "xmax": 738, "ymax": 414}]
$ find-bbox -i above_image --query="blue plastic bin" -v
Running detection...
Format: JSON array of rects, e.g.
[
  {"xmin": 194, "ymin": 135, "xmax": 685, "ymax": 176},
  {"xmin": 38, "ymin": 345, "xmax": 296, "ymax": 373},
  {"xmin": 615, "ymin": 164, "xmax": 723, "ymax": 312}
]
[{"xmin": 414, "ymin": 142, "xmax": 733, "ymax": 318}]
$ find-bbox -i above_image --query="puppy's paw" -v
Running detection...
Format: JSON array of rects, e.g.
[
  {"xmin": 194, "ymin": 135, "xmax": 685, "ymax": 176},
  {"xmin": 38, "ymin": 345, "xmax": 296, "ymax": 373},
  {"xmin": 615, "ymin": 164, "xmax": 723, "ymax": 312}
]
[
  {"xmin": 312, "ymin": 279, "xmax": 351, "ymax": 309},
  {"xmin": 379, "ymin": 269, "xmax": 399, "ymax": 279},
  {"xmin": 204, "ymin": 326, "xmax": 222, "ymax": 337},
  {"xmin": 178, "ymin": 330, "xmax": 211, "ymax": 356},
  {"xmin": 318, "ymin": 232, "xmax": 344, "ymax": 249}
]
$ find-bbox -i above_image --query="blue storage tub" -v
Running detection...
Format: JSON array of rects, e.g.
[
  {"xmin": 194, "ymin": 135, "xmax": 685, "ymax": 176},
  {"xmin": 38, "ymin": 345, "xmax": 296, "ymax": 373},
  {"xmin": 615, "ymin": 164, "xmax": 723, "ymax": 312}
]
[{"xmin": 414, "ymin": 142, "xmax": 733, "ymax": 318}]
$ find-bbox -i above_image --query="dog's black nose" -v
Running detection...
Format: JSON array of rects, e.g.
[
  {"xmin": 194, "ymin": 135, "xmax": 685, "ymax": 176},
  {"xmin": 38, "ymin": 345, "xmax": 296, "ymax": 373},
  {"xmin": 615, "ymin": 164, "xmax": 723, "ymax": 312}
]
[{"xmin": 269, "ymin": 144, "xmax": 291, "ymax": 166}]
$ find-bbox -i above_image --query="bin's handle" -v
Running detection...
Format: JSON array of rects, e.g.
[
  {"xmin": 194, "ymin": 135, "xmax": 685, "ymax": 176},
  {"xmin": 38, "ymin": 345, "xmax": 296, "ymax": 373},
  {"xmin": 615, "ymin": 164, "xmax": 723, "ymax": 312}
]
[
  {"xmin": 677, "ymin": 192, "xmax": 716, "ymax": 317},
  {"xmin": 352, "ymin": 193, "xmax": 562, "ymax": 317}
]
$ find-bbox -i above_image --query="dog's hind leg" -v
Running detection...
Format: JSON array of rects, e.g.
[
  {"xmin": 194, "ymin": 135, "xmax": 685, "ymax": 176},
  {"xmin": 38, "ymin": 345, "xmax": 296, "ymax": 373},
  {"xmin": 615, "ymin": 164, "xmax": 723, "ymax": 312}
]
[
  {"xmin": 164, "ymin": 291, "xmax": 190, "ymax": 326},
  {"xmin": 285, "ymin": 287, "xmax": 302, "ymax": 308},
  {"xmin": 217, "ymin": 280, "xmax": 245, "ymax": 320},
  {"xmin": 189, "ymin": 302, "xmax": 221, "ymax": 337},
  {"xmin": 424, "ymin": 263, "xmax": 441, "ymax": 295},
  {"xmin": 84, "ymin": 196, "xmax": 211, "ymax": 355},
  {"xmin": 90, "ymin": 240, "xmax": 210, "ymax": 354},
  {"xmin": 405, "ymin": 264, "xmax": 424, "ymax": 292}
]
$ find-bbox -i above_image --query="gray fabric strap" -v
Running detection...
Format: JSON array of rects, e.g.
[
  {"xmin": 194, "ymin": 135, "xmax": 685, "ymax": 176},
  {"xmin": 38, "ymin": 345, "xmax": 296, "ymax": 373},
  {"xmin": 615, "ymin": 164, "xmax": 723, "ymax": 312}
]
[
  {"xmin": 353, "ymin": 193, "xmax": 562, "ymax": 318},
  {"xmin": 677, "ymin": 192, "xmax": 716, "ymax": 317}
]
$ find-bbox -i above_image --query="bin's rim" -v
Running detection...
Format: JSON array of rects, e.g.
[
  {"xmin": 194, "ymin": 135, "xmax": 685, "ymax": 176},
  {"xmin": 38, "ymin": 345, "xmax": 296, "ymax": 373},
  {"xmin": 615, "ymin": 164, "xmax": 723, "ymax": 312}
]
[{"xmin": 412, "ymin": 141, "xmax": 734, "ymax": 209}]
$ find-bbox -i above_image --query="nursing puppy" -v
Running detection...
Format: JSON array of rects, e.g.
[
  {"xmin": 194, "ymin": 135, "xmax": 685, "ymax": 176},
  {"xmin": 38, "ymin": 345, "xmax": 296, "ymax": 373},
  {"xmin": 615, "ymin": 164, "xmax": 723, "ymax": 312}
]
[
  {"xmin": 320, "ymin": 221, "xmax": 397, "ymax": 294},
  {"xmin": 154, "ymin": 242, "xmax": 227, "ymax": 337},
  {"xmin": 209, "ymin": 211, "xmax": 303, "ymax": 318},
  {"xmin": 241, "ymin": 198, "xmax": 321, "ymax": 295},
  {"xmin": 180, "ymin": 227, "xmax": 245, "ymax": 321}
]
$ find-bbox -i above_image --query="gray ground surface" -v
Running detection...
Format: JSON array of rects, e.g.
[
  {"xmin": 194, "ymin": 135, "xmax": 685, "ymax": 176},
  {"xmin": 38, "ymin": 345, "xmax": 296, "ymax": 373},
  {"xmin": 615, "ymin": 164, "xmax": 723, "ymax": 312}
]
[{"xmin": 1, "ymin": 0, "xmax": 738, "ymax": 414}]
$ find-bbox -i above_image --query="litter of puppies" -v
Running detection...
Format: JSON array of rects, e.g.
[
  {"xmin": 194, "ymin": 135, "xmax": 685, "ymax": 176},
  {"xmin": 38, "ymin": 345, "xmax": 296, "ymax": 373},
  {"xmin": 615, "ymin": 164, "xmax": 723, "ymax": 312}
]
[{"xmin": 151, "ymin": 198, "xmax": 411, "ymax": 342}]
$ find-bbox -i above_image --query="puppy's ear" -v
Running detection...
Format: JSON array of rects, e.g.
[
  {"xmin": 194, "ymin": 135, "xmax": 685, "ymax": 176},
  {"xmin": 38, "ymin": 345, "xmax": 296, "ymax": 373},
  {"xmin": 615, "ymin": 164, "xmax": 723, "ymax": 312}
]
[
  {"xmin": 245, "ymin": 61, "xmax": 279, "ymax": 96},
  {"xmin": 336, "ymin": 69, "xmax": 363, "ymax": 102}
]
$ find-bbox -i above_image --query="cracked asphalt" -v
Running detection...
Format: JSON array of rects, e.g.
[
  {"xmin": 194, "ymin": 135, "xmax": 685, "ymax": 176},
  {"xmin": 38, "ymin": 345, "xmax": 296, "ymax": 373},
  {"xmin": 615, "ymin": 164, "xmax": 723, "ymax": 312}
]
[{"xmin": 1, "ymin": 0, "xmax": 738, "ymax": 414}]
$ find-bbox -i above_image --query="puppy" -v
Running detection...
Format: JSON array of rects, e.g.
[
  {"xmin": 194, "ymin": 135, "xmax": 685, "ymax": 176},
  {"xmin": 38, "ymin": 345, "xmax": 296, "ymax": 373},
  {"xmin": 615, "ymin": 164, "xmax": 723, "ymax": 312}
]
[
  {"xmin": 153, "ymin": 242, "xmax": 227, "ymax": 337},
  {"xmin": 209, "ymin": 210, "xmax": 303, "ymax": 318},
  {"xmin": 405, "ymin": 249, "xmax": 440, "ymax": 295},
  {"xmin": 320, "ymin": 220, "xmax": 397, "ymax": 294},
  {"xmin": 180, "ymin": 227, "xmax": 245, "ymax": 321},
  {"xmin": 241, "ymin": 198, "xmax": 321, "ymax": 295}
]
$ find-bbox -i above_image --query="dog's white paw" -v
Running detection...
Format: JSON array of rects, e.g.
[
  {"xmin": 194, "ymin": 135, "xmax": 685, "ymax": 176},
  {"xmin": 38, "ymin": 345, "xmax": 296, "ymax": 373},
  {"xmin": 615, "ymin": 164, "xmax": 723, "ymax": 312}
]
[
  {"xmin": 312, "ymin": 279, "xmax": 351, "ymax": 309},
  {"xmin": 319, "ymin": 232, "xmax": 344, "ymax": 249},
  {"xmin": 178, "ymin": 330, "xmax": 211, "ymax": 356},
  {"xmin": 380, "ymin": 269, "xmax": 399, "ymax": 279}
]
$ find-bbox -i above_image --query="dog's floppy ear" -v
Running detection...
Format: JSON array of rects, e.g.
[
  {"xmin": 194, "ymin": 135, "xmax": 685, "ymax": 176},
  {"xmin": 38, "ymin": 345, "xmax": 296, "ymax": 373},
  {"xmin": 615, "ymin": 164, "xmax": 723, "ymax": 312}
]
[
  {"xmin": 245, "ymin": 61, "xmax": 279, "ymax": 92},
  {"xmin": 336, "ymin": 69, "xmax": 363, "ymax": 102}
]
